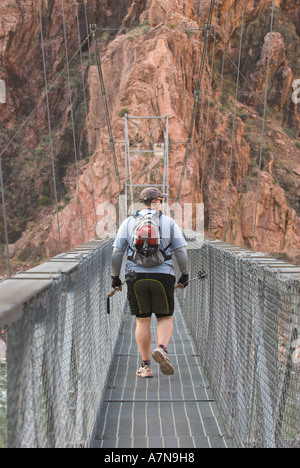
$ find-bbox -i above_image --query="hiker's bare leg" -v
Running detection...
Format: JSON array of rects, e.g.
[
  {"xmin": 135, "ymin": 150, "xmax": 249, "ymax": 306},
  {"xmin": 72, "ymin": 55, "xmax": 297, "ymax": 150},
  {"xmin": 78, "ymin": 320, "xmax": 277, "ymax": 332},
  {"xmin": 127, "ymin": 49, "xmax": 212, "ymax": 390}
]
[
  {"xmin": 156, "ymin": 316, "xmax": 174, "ymax": 349},
  {"xmin": 135, "ymin": 317, "xmax": 152, "ymax": 361}
]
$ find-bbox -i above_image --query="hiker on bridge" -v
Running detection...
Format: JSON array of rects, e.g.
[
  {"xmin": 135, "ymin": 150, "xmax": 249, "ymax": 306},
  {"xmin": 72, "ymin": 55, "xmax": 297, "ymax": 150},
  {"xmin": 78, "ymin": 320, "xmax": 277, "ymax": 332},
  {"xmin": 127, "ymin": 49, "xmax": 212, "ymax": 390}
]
[{"xmin": 111, "ymin": 187, "xmax": 189, "ymax": 378}]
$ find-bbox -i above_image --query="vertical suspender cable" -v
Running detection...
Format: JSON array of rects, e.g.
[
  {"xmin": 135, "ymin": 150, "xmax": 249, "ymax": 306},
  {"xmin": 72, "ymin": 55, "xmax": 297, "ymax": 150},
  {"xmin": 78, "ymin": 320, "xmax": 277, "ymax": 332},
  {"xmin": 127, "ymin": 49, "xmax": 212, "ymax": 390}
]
[
  {"xmin": 0, "ymin": 158, "xmax": 11, "ymax": 277},
  {"xmin": 86, "ymin": 0, "xmax": 121, "ymax": 192},
  {"xmin": 0, "ymin": 14, "xmax": 91, "ymax": 277},
  {"xmin": 61, "ymin": 0, "xmax": 85, "ymax": 243},
  {"xmin": 164, "ymin": 115, "xmax": 169, "ymax": 205},
  {"xmin": 223, "ymin": 0, "xmax": 246, "ymax": 242},
  {"xmin": 200, "ymin": 0, "xmax": 220, "ymax": 201},
  {"xmin": 252, "ymin": 0, "xmax": 276, "ymax": 251},
  {"xmin": 208, "ymin": 0, "xmax": 230, "ymax": 233},
  {"xmin": 176, "ymin": 0, "xmax": 215, "ymax": 202},
  {"xmin": 191, "ymin": 87, "xmax": 205, "ymax": 207},
  {"xmin": 75, "ymin": 0, "xmax": 97, "ymax": 228},
  {"xmin": 38, "ymin": 0, "xmax": 62, "ymax": 254},
  {"xmin": 83, "ymin": 1, "xmax": 105, "ymax": 203},
  {"xmin": 124, "ymin": 114, "xmax": 134, "ymax": 209},
  {"xmin": 190, "ymin": 2, "xmax": 219, "ymax": 207},
  {"xmin": 93, "ymin": 34, "xmax": 121, "ymax": 191}
]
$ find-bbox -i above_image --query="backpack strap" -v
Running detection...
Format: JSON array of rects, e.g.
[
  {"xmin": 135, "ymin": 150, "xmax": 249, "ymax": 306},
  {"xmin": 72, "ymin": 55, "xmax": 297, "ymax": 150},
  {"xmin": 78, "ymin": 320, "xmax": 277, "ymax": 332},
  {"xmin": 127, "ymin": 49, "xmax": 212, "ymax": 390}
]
[
  {"xmin": 127, "ymin": 245, "xmax": 172, "ymax": 262},
  {"xmin": 159, "ymin": 242, "xmax": 172, "ymax": 261},
  {"xmin": 127, "ymin": 243, "xmax": 135, "ymax": 261}
]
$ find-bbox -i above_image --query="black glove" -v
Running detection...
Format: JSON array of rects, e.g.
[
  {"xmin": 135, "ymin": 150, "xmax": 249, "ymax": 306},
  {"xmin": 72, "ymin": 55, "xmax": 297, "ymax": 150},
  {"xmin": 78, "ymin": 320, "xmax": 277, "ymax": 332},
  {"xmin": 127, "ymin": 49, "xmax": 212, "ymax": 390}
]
[
  {"xmin": 178, "ymin": 274, "xmax": 189, "ymax": 288},
  {"xmin": 111, "ymin": 276, "xmax": 122, "ymax": 289}
]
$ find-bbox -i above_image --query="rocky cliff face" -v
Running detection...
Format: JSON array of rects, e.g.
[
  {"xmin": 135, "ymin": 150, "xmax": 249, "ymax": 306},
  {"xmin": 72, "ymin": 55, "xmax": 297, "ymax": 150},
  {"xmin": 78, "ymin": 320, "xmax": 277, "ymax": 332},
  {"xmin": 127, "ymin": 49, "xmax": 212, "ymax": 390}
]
[{"xmin": 0, "ymin": 0, "xmax": 299, "ymax": 275}]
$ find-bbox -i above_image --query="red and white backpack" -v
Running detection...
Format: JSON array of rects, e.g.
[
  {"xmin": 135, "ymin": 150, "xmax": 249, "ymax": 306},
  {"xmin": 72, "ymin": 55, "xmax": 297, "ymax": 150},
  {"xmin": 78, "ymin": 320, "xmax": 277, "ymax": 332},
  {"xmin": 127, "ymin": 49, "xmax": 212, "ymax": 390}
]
[{"xmin": 127, "ymin": 211, "xmax": 172, "ymax": 267}]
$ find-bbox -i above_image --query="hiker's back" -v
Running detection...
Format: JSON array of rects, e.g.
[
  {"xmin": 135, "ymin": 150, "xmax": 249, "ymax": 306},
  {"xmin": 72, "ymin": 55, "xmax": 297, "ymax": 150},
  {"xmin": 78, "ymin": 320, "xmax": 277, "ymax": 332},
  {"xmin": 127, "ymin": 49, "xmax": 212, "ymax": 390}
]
[{"xmin": 114, "ymin": 209, "xmax": 186, "ymax": 275}]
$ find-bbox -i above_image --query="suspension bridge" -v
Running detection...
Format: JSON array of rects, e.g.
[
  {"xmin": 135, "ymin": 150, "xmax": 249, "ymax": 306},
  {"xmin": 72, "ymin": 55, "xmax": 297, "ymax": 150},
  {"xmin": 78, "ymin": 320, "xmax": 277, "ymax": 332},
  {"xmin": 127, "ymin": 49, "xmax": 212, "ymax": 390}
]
[{"xmin": 0, "ymin": 0, "xmax": 299, "ymax": 449}]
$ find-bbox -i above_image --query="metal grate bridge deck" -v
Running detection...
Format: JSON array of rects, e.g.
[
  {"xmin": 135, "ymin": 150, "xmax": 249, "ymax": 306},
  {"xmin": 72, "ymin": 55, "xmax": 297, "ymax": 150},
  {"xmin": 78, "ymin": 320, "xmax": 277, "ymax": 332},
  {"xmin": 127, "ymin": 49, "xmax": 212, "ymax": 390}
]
[{"xmin": 93, "ymin": 301, "xmax": 232, "ymax": 449}]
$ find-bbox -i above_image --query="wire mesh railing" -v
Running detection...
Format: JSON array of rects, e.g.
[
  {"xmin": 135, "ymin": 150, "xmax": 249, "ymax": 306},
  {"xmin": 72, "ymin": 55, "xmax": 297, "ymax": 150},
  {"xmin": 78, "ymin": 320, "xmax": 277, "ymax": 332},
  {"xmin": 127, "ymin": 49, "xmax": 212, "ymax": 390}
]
[
  {"xmin": 0, "ymin": 238, "xmax": 126, "ymax": 448},
  {"xmin": 178, "ymin": 235, "xmax": 300, "ymax": 448},
  {"xmin": 0, "ymin": 359, "xmax": 6, "ymax": 448}
]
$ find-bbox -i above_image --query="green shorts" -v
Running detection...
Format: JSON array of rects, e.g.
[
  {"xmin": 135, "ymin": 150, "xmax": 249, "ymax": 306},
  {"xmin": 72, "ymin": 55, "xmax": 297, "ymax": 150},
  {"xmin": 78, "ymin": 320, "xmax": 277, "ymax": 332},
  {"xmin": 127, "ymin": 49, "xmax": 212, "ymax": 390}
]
[{"xmin": 127, "ymin": 273, "xmax": 175, "ymax": 318}]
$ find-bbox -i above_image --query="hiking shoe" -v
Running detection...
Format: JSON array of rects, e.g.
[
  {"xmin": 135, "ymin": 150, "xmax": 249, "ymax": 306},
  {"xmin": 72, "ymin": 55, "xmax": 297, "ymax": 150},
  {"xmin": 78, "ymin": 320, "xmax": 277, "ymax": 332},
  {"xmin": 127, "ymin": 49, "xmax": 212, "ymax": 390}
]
[
  {"xmin": 136, "ymin": 364, "xmax": 153, "ymax": 378},
  {"xmin": 152, "ymin": 347, "xmax": 174, "ymax": 376}
]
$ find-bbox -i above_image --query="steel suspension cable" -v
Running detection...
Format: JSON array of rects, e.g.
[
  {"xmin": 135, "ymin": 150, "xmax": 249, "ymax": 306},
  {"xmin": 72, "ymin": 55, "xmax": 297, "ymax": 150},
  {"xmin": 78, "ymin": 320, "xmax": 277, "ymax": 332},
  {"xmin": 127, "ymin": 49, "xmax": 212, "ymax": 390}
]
[
  {"xmin": 0, "ymin": 36, "xmax": 91, "ymax": 163},
  {"xmin": 75, "ymin": 0, "xmax": 97, "ymax": 228},
  {"xmin": 190, "ymin": 39, "xmax": 208, "ymax": 207},
  {"xmin": 252, "ymin": 0, "xmax": 276, "ymax": 251},
  {"xmin": 86, "ymin": 0, "xmax": 121, "ymax": 192},
  {"xmin": 0, "ymin": 14, "xmax": 91, "ymax": 279},
  {"xmin": 83, "ymin": 2, "xmax": 106, "ymax": 204},
  {"xmin": 200, "ymin": 0, "xmax": 220, "ymax": 201},
  {"xmin": 61, "ymin": 0, "xmax": 85, "ymax": 243},
  {"xmin": 0, "ymin": 157, "xmax": 11, "ymax": 277},
  {"xmin": 208, "ymin": 0, "xmax": 231, "ymax": 233},
  {"xmin": 38, "ymin": 0, "xmax": 62, "ymax": 254},
  {"xmin": 191, "ymin": 92, "xmax": 204, "ymax": 207},
  {"xmin": 176, "ymin": 0, "xmax": 216, "ymax": 202},
  {"xmin": 192, "ymin": 0, "xmax": 220, "ymax": 208},
  {"xmin": 94, "ymin": 72, "xmax": 113, "ymax": 193},
  {"xmin": 124, "ymin": 115, "xmax": 134, "ymax": 209},
  {"xmin": 214, "ymin": 36, "xmax": 300, "ymax": 151},
  {"xmin": 223, "ymin": 0, "xmax": 246, "ymax": 242}
]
